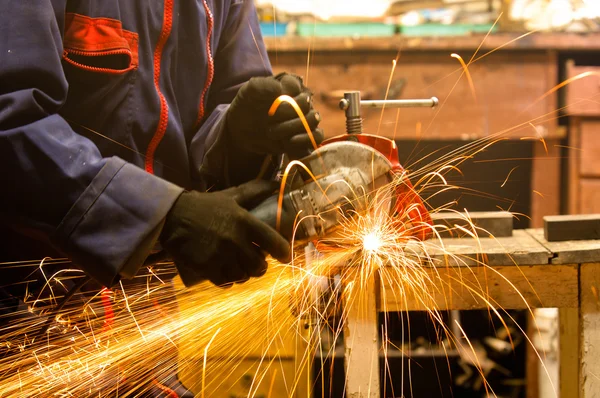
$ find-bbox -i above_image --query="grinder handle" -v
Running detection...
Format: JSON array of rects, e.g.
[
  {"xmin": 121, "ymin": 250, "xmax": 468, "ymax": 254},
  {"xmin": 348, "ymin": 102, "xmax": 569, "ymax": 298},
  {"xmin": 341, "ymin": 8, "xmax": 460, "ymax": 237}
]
[{"xmin": 250, "ymin": 192, "xmax": 305, "ymax": 242}]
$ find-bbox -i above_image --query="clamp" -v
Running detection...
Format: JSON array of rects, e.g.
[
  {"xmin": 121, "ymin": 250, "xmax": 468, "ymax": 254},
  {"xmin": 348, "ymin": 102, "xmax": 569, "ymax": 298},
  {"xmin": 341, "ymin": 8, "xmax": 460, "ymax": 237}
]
[{"xmin": 339, "ymin": 91, "xmax": 439, "ymax": 134}]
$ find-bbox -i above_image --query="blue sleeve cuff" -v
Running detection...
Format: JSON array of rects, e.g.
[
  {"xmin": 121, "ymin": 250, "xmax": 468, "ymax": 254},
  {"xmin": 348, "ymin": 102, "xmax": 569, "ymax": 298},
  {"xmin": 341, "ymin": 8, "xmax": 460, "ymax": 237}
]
[
  {"xmin": 53, "ymin": 157, "xmax": 184, "ymax": 287},
  {"xmin": 191, "ymin": 105, "xmax": 282, "ymax": 190},
  {"xmin": 191, "ymin": 104, "xmax": 229, "ymax": 190}
]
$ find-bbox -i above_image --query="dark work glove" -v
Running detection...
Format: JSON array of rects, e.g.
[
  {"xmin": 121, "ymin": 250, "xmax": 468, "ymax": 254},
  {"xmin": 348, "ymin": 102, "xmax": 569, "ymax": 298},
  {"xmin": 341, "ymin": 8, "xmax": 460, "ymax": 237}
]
[
  {"xmin": 159, "ymin": 180, "xmax": 290, "ymax": 288},
  {"xmin": 226, "ymin": 72, "xmax": 324, "ymax": 159}
]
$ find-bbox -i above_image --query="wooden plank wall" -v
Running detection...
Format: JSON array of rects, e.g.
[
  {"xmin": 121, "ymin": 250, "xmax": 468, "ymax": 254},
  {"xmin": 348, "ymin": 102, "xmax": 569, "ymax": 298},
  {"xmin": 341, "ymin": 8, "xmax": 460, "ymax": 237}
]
[{"xmin": 270, "ymin": 51, "xmax": 558, "ymax": 141}]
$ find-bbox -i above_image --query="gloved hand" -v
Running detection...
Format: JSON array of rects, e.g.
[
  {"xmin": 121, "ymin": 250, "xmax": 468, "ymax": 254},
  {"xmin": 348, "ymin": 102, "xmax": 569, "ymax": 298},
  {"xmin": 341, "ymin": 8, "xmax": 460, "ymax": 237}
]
[
  {"xmin": 159, "ymin": 180, "xmax": 290, "ymax": 288},
  {"xmin": 226, "ymin": 72, "xmax": 324, "ymax": 159}
]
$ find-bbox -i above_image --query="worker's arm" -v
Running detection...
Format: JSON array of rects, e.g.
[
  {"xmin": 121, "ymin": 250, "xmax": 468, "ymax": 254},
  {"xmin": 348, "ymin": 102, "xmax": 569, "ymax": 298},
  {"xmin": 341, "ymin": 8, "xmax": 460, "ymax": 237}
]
[
  {"xmin": 0, "ymin": 3, "xmax": 183, "ymax": 286},
  {"xmin": 190, "ymin": 1, "xmax": 324, "ymax": 190}
]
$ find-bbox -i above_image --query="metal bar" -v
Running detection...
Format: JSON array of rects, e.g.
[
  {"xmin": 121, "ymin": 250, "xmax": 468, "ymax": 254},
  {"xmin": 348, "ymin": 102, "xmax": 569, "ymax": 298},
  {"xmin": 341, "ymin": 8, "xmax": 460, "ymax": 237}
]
[{"xmin": 360, "ymin": 97, "xmax": 438, "ymax": 109}]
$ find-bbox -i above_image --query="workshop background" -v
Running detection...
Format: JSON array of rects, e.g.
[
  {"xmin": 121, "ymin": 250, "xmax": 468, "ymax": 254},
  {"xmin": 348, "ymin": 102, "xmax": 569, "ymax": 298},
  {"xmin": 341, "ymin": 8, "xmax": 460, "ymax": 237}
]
[{"xmin": 192, "ymin": 0, "xmax": 600, "ymax": 397}]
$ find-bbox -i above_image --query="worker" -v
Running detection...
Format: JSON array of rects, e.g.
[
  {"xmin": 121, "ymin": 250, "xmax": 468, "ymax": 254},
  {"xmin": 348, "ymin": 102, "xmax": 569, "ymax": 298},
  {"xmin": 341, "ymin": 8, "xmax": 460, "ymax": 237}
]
[{"xmin": 0, "ymin": 1, "xmax": 323, "ymax": 396}]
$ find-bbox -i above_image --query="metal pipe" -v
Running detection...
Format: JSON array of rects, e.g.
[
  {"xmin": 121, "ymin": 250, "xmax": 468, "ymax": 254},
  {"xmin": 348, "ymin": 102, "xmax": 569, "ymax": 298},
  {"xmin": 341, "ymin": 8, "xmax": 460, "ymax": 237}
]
[{"xmin": 361, "ymin": 97, "xmax": 439, "ymax": 109}]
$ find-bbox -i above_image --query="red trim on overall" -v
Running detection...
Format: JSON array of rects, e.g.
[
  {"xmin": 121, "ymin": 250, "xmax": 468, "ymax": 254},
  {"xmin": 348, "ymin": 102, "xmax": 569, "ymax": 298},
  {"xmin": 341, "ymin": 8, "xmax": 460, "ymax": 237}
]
[
  {"xmin": 100, "ymin": 288, "xmax": 115, "ymax": 332},
  {"xmin": 195, "ymin": 0, "xmax": 215, "ymax": 127},
  {"xmin": 153, "ymin": 379, "xmax": 180, "ymax": 398},
  {"xmin": 152, "ymin": 298, "xmax": 169, "ymax": 318},
  {"xmin": 145, "ymin": 0, "xmax": 175, "ymax": 174},
  {"xmin": 62, "ymin": 13, "xmax": 139, "ymax": 75}
]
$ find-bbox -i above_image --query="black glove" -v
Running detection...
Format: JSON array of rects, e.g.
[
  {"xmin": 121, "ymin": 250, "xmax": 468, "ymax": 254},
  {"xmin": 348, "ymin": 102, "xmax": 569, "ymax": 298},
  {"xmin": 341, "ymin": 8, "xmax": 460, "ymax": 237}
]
[
  {"xmin": 226, "ymin": 72, "xmax": 324, "ymax": 159},
  {"xmin": 159, "ymin": 180, "xmax": 290, "ymax": 288}
]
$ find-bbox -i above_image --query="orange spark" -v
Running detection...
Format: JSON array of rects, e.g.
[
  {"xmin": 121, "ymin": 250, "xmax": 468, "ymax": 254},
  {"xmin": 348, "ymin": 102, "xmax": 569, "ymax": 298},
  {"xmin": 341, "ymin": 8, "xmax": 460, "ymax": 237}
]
[
  {"xmin": 451, "ymin": 53, "xmax": 477, "ymax": 102},
  {"xmin": 525, "ymin": 71, "xmax": 600, "ymax": 114},
  {"xmin": 268, "ymin": 95, "xmax": 319, "ymax": 152},
  {"xmin": 378, "ymin": 56, "xmax": 400, "ymax": 136},
  {"xmin": 501, "ymin": 166, "xmax": 519, "ymax": 188}
]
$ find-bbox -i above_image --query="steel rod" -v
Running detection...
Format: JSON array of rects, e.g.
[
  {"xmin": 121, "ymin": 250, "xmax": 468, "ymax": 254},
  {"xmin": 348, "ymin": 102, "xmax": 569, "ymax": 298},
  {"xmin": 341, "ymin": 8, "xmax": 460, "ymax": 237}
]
[{"xmin": 361, "ymin": 97, "xmax": 438, "ymax": 108}]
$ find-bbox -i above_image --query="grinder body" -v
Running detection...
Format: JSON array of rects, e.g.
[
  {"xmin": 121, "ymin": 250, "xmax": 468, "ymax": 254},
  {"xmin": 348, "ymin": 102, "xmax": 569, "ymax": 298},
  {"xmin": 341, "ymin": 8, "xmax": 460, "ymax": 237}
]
[{"xmin": 250, "ymin": 134, "xmax": 432, "ymax": 244}]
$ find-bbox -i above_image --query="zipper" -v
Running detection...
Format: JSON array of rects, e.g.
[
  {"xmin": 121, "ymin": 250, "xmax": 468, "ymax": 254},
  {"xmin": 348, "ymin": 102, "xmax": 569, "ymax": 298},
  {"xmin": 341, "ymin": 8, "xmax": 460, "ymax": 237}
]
[
  {"xmin": 195, "ymin": 0, "xmax": 215, "ymax": 128},
  {"xmin": 63, "ymin": 48, "xmax": 135, "ymax": 75},
  {"xmin": 145, "ymin": 0, "xmax": 175, "ymax": 174}
]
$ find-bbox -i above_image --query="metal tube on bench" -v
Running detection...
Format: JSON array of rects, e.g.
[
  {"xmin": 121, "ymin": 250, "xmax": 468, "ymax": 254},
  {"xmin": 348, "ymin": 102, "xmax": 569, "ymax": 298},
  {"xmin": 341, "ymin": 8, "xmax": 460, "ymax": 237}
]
[{"xmin": 360, "ymin": 97, "xmax": 439, "ymax": 109}]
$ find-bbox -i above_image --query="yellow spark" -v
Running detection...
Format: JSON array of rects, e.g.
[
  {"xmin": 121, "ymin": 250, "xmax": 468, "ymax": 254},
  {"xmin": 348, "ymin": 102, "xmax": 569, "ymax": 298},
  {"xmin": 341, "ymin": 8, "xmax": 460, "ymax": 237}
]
[
  {"xmin": 363, "ymin": 231, "xmax": 383, "ymax": 253},
  {"xmin": 202, "ymin": 327, "xmax": 221, "ymax": 398}
]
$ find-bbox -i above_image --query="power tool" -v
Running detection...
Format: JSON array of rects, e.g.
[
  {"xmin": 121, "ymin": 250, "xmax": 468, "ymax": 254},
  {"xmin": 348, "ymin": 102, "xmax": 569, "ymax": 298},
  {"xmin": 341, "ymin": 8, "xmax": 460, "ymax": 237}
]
[{"xmin": 250, "ymin": 91, "xmax": 437, "ymax": 245}]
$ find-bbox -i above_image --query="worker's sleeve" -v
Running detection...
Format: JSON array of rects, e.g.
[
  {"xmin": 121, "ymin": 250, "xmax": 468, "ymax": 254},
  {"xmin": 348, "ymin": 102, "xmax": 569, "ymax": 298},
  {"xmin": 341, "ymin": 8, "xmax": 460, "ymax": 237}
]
[
  {"xmin": 190, "ymin": 0, "xmax": 275, "ymax": 190},
  {"xmin": 0, "ymin": 3, "xmax": 183, "ymax": 286}
]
